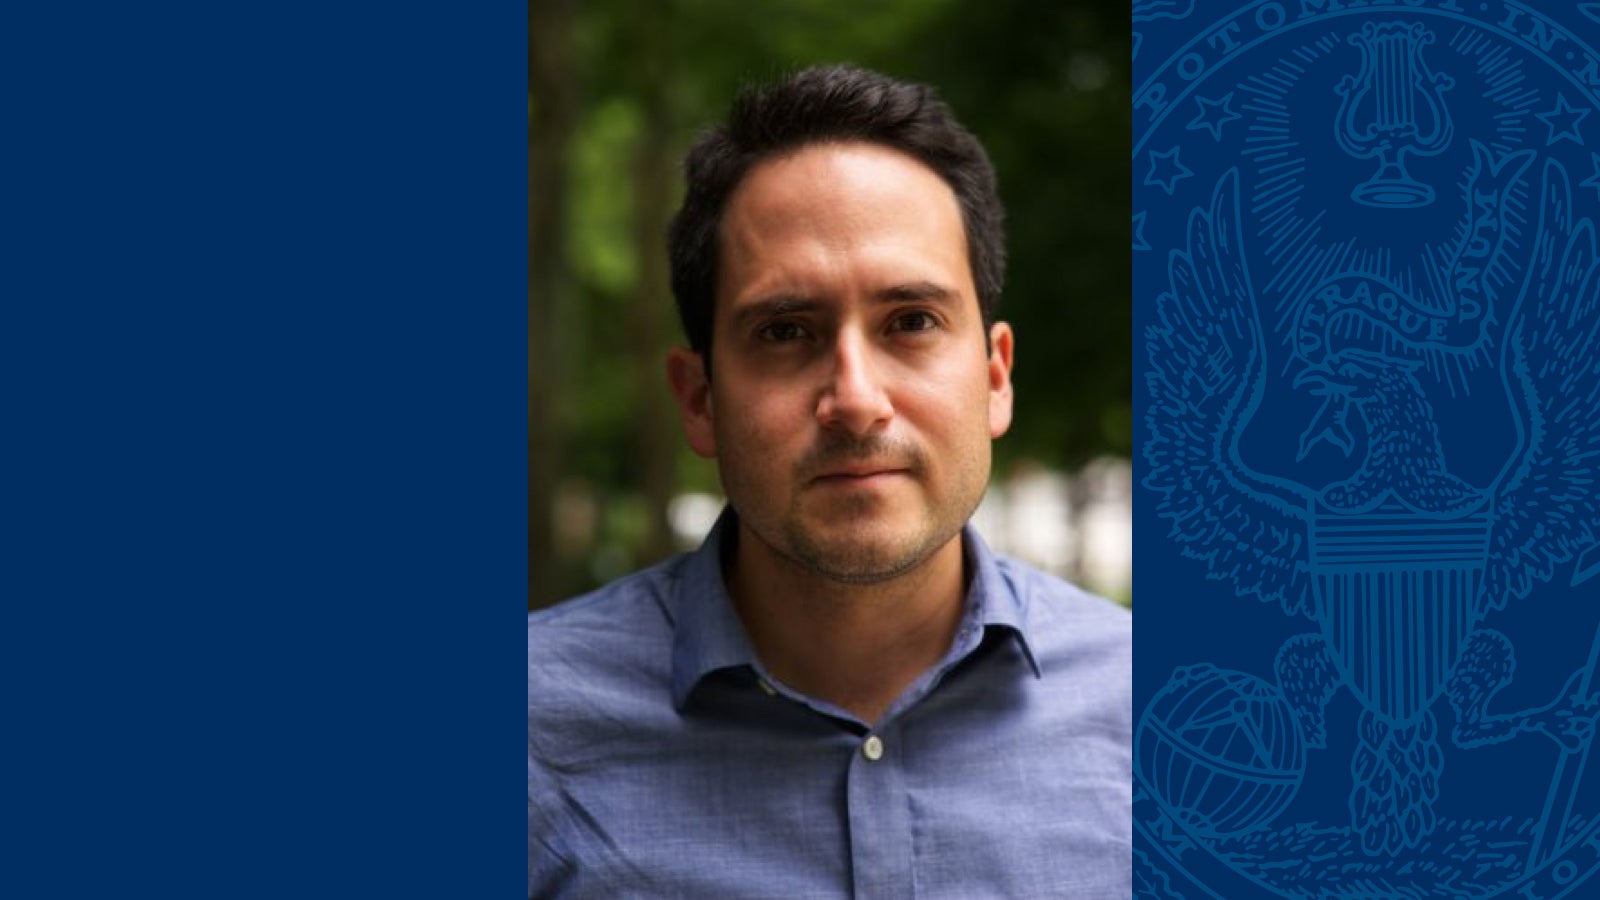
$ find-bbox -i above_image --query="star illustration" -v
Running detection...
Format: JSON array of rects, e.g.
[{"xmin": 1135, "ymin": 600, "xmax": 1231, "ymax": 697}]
[
  {"xmin": 1188, "ymin": 92, "xmax": 1241, "ymax": 142},
  {"xmin": 1145, "ymin": 146, "xmax": 1192, "ymax": 196},
  {"xmin": 1133, "ymin": 211, "xmax": 1150, "ymax": 251},
  {"xmin": 1581, "ymin": 153, "xmax": 1600, "ymax": 201},
  {"xmin": 1536, "ymin": 94, "xmax": 1589, "ymax": 146}
]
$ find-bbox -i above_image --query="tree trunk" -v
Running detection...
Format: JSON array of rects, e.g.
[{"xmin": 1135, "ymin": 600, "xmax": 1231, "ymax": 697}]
[
  {"xmin": 627, "ymin": 5, "xmax": 679, "ymax": 566},
  {"xmin": 529, "ymin": 0, "xmax": 577, "ymax": 609}
]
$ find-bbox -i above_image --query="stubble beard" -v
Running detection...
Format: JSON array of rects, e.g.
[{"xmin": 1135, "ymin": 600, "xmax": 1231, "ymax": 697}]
[
  {"xmin": 759, "ymin": 434, "xmax": 987, "ymax": 586},
  {"xmin": 780, "ymin": 502, "xmax": 960, "ymax": 585}
]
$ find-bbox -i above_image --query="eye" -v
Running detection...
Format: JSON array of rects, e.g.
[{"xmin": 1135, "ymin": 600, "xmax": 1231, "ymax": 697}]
[
  {"xmin": 889, "ymin": 310, "xmax": 939, "ymax": 334},
  {"xmin": 757, "ymin": 320, "xmax": 809, "ymax": 343}
]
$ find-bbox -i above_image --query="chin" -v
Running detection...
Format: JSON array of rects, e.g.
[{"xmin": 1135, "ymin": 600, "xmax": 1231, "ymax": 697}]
[
  {"xmin": 784, "ymin": 519, "xmax": 944, "ymax": 584},
  {"xmin": 800, "ymin": 547, "xmax": 925, "ymax": 585}
]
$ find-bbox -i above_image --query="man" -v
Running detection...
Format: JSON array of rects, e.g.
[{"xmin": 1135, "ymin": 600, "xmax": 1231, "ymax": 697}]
[{"xmin": 529, "ymin": 65, "xmax": 1131, "ymax": 898}]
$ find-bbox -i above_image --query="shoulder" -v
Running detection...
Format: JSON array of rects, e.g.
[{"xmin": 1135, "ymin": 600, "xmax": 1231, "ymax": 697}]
[
  {"xmin": 530, "ymin": 553, "xmax": 687, "ymax": 631},
  {"xmin": 528, "ymin": 555, "xmax": 686, "ymax": 693},
  {"xmin": 995, "ymin": 556, "xmax": 1131, "ymax": 689},
  {"xmin": 996, "ymin": 556, "xmax": 1130, "ymax": 642},
  {"xmin": 986, "ymin": 558, "xmax": 1132, "ymax": 846}
]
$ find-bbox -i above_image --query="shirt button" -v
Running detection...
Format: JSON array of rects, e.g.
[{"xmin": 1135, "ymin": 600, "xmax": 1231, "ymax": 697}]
[{"xmin": 862, "ymin": 735, "xmax": 884, "ymax": 761}]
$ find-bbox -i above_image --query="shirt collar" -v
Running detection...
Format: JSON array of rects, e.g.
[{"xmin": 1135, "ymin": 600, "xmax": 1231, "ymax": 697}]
[
  {"xmin": 668, "ymin": 508, "xmax": 1042, "ymax": 711},
  {"xmin": 962, "ymin": 524, "xmax": 1044, "ymax": 679},
  {"xmin": 669, "ymin": 510, "xmax": 760, "ymax": 710}
]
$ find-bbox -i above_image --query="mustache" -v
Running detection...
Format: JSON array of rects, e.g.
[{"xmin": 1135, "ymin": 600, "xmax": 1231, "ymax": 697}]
[{"xmin": 799, "ymin": 432, "xmax": 923, "ymax": 478}]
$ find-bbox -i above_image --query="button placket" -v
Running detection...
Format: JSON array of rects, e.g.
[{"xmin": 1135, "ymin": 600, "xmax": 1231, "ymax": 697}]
[{"xmin": 846, "ymin": 723, "xmax": 911, "ymax": 898}]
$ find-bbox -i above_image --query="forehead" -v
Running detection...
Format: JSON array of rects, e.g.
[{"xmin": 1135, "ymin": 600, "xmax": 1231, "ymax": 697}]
[{"xmin": 715, "ymin": 141, "xmax": 972, "ymax": 309}]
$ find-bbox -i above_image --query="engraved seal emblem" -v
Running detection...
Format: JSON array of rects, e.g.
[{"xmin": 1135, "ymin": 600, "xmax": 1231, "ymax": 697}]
[{"xmin": 1135, "ymin": 3, "xmax": 1600, "ymax": 896}]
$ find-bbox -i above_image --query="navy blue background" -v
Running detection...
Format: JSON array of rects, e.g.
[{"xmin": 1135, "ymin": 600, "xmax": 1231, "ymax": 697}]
[{"xmin": 7, "ymin": 5, "xmax": 526, "ymax": 896}]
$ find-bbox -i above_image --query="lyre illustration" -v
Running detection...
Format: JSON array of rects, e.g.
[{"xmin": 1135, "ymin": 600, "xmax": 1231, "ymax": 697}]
[{"xmin": 1334, "ymin": 22, "xmax": 1455, "ymax": 208}]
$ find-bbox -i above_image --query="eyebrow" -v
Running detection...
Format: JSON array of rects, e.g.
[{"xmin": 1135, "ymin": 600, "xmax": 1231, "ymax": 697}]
[
  {"xmin": 729, "ymin": 281, "xmax": 960, "ymax": 329},
  {"xmin": 729, "ymin": 295, "xmax": 820, "ymax": 331},
  {"xmin": 876, "ymin": 281, "xmax": 960, "ymax": 304}
]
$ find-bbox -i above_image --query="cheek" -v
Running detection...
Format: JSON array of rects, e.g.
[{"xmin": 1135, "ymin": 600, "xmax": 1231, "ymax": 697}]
[
  {"xmin": 910, "ymin": 360, "xmax": 993, "ymax": 424},
  {"xmin": 713, "ymin": 382, "xmax": 808, "ymax": 452},
  {"xmin": 898, "ymin": 382, "xmax": 993, "ymax": 472}
]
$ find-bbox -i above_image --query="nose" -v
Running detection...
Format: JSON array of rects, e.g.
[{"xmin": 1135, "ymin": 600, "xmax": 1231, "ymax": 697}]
[{"xmin": 815, "ymin": 331, "xmax": 893, "ymax": 435}]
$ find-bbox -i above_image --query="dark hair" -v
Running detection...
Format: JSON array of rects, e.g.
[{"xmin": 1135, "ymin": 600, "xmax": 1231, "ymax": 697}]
[{"xmin": 667, "ymin": 64, "xmax": 1006, "ymax": 372}]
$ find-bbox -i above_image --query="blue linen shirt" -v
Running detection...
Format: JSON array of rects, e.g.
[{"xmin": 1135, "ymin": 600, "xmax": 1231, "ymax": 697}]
[{"xmin": 528, "ymin": 511, "xmax": 1131, "ymax": 898}]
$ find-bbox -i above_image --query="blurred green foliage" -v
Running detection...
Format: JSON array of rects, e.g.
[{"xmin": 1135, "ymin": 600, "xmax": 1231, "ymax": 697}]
[{"xmin": 531, "ymin": 0, "xmax": 1131, "ymax": 607}]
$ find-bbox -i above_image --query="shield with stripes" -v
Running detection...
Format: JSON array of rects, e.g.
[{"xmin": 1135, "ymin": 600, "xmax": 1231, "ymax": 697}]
[{"xmin": 1308, "ymin": 494, "xmax": 1493, "ymax": 726}]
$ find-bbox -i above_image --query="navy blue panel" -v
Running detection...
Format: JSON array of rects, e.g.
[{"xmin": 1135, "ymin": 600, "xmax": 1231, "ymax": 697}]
[
  {"xmin": 7, "ymin": 4, "xmax": 526, "ymax": 897},
  {"xmin": 1134, "ymin": 3, "xmax": 1600, "ymax": 897}
]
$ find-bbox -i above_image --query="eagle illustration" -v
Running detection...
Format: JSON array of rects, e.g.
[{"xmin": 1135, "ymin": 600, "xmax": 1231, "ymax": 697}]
[{"xmin": 1143, "ymin": 155, "xmax": 1600, "ymax": 858}]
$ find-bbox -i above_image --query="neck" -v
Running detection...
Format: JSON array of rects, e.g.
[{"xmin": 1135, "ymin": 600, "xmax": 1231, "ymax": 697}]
[{"xmin": 725, "ymin": 520, "xmax": 969, "ymax": 727}]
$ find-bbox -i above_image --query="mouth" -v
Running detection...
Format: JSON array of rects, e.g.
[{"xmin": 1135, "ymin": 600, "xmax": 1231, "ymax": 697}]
[{"xmin": 810, "ymin": 467, "xmax": 910, "ymax": 486}]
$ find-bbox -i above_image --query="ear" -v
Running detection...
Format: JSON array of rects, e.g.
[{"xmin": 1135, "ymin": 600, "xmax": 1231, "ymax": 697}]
[
  {"xmin": 986, "ymin": 322, "xmax": 1015, "ymax": 439},
  {"xmin": 666, "ymin": 347, "xmax": 718, "ymax": 458}
]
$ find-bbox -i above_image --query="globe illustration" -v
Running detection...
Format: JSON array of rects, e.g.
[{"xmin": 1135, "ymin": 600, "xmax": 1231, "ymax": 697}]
[{"xmin": 1137, "ymin": 664, "xmax": 1306, "ymax": 838}]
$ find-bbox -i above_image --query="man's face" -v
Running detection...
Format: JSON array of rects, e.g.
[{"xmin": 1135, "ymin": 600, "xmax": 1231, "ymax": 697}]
[{"xmin": 669, "ymin": 141, "xmax": 1014, "ymax": 584}]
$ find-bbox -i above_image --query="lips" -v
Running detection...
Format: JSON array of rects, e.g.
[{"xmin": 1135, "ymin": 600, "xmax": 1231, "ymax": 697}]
[{"xmin": 811, "ymin": 467, "xmax": 909, "ymax": 484}]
